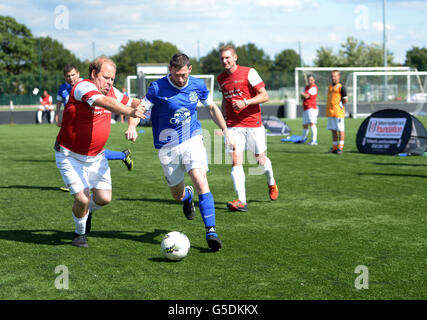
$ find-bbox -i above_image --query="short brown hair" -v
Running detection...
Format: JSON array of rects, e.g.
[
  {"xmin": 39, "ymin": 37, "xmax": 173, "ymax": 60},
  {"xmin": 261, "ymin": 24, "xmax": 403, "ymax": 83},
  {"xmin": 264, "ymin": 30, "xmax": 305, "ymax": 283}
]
[
  {"xmin": 219, "ymin": 45, "xmax": 237, "ymax": 55},
  {"xmin": 169, "ymin": 53, "xmax": 191, "ymax": 69},
  {"xmin": 63, "ymin": 64, "xmax": 79, "ymax": 75},
  {"xmin": 89, "ymin": 57, "xmax": 116, "ymax": 79}
]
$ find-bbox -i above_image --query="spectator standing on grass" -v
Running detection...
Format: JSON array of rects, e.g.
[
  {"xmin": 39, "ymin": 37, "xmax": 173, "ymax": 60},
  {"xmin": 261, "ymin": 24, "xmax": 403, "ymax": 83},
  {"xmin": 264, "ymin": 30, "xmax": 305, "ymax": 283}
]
[
  {"xmin": 299, "ymin": 74, "xmax": 319, "ymax": 145},
  {"xmin": 326, "ymin": 70, "xmax": 348, "ymax": 154}
]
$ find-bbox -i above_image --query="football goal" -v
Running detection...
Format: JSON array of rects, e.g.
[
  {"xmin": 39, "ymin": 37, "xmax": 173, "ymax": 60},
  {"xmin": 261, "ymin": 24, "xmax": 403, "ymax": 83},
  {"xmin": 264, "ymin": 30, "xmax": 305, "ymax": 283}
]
[
  {"xmin": 352, "ymin": 71, "xmax": 427, "ymax": 118},
  {"xmin": 294, "ymin": 67, "xmax": 414, "ymax": 107}
]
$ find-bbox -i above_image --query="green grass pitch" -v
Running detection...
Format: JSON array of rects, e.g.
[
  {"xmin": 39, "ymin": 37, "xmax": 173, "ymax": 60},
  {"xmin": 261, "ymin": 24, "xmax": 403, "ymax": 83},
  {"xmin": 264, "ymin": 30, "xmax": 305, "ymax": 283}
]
[{"xmin": 0, "ymin": 117, "xmax": 426, "ymax": 300}]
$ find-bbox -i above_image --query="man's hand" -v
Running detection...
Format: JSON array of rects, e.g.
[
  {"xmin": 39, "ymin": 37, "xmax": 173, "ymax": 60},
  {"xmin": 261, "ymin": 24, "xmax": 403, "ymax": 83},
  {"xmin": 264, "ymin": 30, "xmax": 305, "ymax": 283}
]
[
  {"xmin": 129, "ymin": 104, "xmax": 146, "ymax": 119},
  {"xmin": 224, "ymin": 131, "xmax": 236, "ymax": 152},
  {"xmin": 125, "ymin": 126, "xmax": 138, "ymax": 142},
  {"xmin": 231, "ymin": 99, "xmax": 246, "ymax": 111}
]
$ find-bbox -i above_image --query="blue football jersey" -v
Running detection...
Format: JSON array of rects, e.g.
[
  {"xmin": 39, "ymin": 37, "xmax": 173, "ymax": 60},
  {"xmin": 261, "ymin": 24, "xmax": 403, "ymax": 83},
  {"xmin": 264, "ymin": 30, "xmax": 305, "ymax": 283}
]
[
  {"xmin": 57, "ymin": 82, "xmax": 72, "ymax": 105},
  {"xmin": 146, "ymin": 75, "xmax": 211, "ymax": 149}
]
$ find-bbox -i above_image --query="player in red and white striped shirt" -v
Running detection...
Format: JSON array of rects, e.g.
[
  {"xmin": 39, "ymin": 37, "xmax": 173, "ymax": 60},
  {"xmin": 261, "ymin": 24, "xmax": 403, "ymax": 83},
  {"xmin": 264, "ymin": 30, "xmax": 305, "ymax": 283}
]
[
  {"xmin": 300, "ymin": 75, "xmax": 319, "ymax": 145},
  {"xmin": 217, "ymin": 45, "xmax": 278, "ymax": 212},
  {"xmin": 55, "ymin": 57, "xmax": 146, "ymax": 248}
]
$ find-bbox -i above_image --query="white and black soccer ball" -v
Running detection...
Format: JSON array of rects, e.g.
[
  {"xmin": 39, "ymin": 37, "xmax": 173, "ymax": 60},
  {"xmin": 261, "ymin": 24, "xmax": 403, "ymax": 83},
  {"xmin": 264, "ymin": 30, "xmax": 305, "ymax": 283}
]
[{"xmin": 161, "ymin": 231, "xmax": 190, "ymax": 261}]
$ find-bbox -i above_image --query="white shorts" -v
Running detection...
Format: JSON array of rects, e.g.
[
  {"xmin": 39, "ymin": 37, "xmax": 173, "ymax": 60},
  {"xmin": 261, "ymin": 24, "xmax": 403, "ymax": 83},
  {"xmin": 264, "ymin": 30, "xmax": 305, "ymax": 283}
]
[
  {"xmin": 226, "ymin": 126, "xmax": 267, "ymax": 154},
  {"xmin": 158, "ymin": 135, "xmax": 208, "ymax": 187},
  {"xmin": 39, "ymin": 105, "xmax": 54, "ymax": 111},
  {"xmin": 327, "ymin": 117, "xmax": 345, "ymax": 132},
  {"xmin": 302, "ymin": 108, "xmax": 318, "ymax": 125},
  {"xmin": 55, "ymin": 147, "xmax": 112, "ymax": 195}
]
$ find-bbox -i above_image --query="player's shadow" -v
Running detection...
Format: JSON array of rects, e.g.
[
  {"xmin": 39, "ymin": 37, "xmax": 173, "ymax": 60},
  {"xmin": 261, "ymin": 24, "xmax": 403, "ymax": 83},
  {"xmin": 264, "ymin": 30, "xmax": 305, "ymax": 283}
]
[
  {"xmin": 13, "ymin": 159, "xmax": 55, "ymax": 163},
  {"xmin": 0, "ymin": 185, "xmax": 61, "ymax": 191},
  {"xmin": 373, "ymin": 162, "xmax": 427, "ymax": 167},
  {"xmin": 357, "ymin": 172, "xmax": 427, "ymax": 179},
  {"xmin": 118, "ymin": 197, "xmax": 231, "ymax": 211},
  {"xmin": 0, "ymin": 229, "xmax": 169, "ymax": 246}
]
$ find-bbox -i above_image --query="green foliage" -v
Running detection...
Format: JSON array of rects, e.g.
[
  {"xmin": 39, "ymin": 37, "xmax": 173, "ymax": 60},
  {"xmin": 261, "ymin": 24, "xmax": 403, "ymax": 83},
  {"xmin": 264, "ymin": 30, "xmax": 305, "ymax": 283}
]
[
  {"xmin": 315, "ymin": 37, "xmax": 395, "ymax": 67},
  {"xmin": 0, "ymin": 15, "xmax": 36, "ymax": 75},
  {"xmin": 405, "ymin": 46, "xmax": 427, "ymax": 71},
  {"xmin": 111, "ymin": 40, "xmax": 180, "ymax": 75}
]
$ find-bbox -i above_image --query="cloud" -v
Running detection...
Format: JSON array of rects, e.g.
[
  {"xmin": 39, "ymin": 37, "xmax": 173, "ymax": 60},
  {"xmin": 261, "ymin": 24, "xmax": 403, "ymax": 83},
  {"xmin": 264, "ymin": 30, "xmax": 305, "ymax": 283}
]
[
  {"xmin": 371, "ymin": 21, "xmax": 392, "ymax": 33},
  {"xmin": 255, "ymin": 0, "xmax": 320, "ymax": 11}
]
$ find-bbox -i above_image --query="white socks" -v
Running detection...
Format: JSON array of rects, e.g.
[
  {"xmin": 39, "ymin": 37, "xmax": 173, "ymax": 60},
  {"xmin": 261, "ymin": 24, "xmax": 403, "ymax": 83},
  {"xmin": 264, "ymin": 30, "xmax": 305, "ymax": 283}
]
[
  {"xmin": 302, "ymin": 128, "xmax": 309, "ymax": 140},
  {"xmin": 73, "ymin": 211, "xmax": 89, "ymax": 235},
  {"xmin": 311, "ymin": 125, "xmax": 318, "ymax": 142},
  {"xmin": 259, "ymin": 157, "xmax": 275, "ymax": 186},
  {"xmin": 37, "ymin": 110, "xmax": 43, "ymax": 123},
  {"xmin": 49, "ymin": 111, "xmax": 55, "ymax": 123},
  {"xmin": 231, "ymin": 165, "xmax": 246, "ymax": 204},
  {"xmin": 303, "ymin": 125, "xmax": 318, "ymax": 142}
]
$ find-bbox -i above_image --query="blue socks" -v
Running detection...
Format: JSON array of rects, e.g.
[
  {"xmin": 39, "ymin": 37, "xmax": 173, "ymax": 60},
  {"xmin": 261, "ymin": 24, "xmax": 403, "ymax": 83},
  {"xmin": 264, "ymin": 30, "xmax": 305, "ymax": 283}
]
[
  {"xmin": 182, "ymin": 186, "xmax": 193, "ymax": 203},
  {"xmin": 104, "ymin": 149, "xmax": 125, "ymax": 160},
  {"xmin": 198, "ymin": 192, "xmax": 216, "ymax": 236}
]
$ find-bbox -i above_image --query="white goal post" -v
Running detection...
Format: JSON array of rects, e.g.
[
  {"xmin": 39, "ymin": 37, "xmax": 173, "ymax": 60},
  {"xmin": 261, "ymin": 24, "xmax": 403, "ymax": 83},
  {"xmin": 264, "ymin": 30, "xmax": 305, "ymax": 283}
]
[
  {"xmin": 352, "ymin": 71, "xmax": 427, "ymax": 118},
  {"xmin": 294, "ymin": 66, "xmax": 413, "ymax": 102}
]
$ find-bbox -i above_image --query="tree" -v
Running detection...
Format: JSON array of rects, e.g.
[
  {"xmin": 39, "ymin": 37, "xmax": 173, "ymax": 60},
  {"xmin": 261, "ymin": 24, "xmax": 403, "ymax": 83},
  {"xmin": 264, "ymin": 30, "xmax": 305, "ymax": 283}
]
[
  {"xmin": 111, "ymin": 40, "xmax": 180, "ymax": 75},
  {"xmin": 314, "ymin": 47, "xmax": 340, "ymax": 67},
  {"xmin": 200, "ymin": 42, "xmax": 232, "ymax": 75},
  {"xmin": 274, "ymin": 49, "xmax": 300, "ymax": 72},
  {"xmin": 0, "ymin": 15, "xmax": 36, "ymax": 75},
  {"xmin": 35, "ymin": 36, "xmax": 84, "ymax": 75},
  {"xmin": 405, "ymin": 46, "xmax": 427, "ymax": 71},
  {"xmin": 314, "ymin": 37, "xmax": 394, "ymax": 67}
]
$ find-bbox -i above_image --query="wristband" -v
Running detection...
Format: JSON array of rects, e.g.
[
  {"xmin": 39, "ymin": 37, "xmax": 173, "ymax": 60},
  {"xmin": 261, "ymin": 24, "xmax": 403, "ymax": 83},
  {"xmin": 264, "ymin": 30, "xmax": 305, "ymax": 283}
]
[{"xmin": 243, "ymin": 98, "xmax": 248, "ymax": 106}]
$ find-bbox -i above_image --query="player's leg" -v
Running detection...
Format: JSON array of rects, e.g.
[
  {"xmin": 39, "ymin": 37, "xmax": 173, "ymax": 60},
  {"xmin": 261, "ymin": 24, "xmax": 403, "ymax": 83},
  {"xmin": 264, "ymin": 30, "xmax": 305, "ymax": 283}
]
[
  {"xmin": 159, "ymin": 146, "xmax": 195, "ymax": 220},
  {"xmin": 84, "ymin": 156, "xmax": 113, "ymax": 234},
  {"xmin": 56, "ymin": 151, "xmax": 91, "ymax": 247},
  {"xmin": 337, "ymin": 118, "xmax": 345, "ymax": 154},
  {"xmin": 327, "ymin": 118, "xmax": 338, "ymax": 153},
  {"xmin": 307, "ymin": 108, "xmax": 318, "ymax": 145},
  {"xmin": 301, "ymin": 124, "xmax": 309, "ymax": 142},
  {"xmin": 104, "ymin": 149, "xmax": 133, "ymax": 171},
  {"xmin": 250, "ymin": 126, "xmax": 278, "ymax": 201},
  {"xmin": 301, "ymin": 110, "xmax": 309, "ymax": 143},
  {"xmin": 226, "ymin": 128, "xmax": 248, "ymax": 211},
  {"xmin": 48, "ymin": 106, "xmax": 55, "ymax": 124},
  {"xmin": 184, "ymin": 135, "xmax": 221, "ymax": 251},
  {"xmin": 188, "ymin": 168, "xmax": 222, "ymax": 252},
  {"xmin": 36, "ymin": 106, "xmax": 44, "ymax": 124},
  {"xmin": 169, "ymin": 179, "xmax": 195, "ymax": 220}
]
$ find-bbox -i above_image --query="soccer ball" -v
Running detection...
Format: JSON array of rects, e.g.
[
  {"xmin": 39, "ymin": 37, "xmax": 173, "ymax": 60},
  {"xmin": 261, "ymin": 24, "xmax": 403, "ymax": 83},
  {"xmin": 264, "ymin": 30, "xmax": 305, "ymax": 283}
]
[{"xmin": 161, "ymin": 231, "xmax": 191, "ymax": 261}]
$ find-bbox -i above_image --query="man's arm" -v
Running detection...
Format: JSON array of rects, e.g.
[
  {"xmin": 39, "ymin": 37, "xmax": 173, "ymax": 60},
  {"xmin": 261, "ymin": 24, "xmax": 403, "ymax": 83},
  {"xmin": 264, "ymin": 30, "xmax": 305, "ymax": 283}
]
[
  {"xmin": 55, "ymin": 101, "xmax": 63, "ymax": 127},
  {"xmin": 206, "ymin": 103, "xmax": 235, "ymax": 150},
  {"xmin": 93, "ymin": 96, "xmax": 146, "ymax": 119},
  {"xmin": 125, "ymin": 98, "xmax": 151, "ymax": 142},
  {"xmin": 232, "ymin": 87, "xmax": 269, "ymax": 111}
]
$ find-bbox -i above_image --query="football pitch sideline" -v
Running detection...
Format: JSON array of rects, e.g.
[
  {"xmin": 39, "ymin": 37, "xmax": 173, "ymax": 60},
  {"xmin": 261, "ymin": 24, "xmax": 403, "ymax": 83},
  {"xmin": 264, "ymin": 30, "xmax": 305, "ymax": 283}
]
[{"xmin": 0, "ymin": 118, "xmax": 426, "ymax": 300}]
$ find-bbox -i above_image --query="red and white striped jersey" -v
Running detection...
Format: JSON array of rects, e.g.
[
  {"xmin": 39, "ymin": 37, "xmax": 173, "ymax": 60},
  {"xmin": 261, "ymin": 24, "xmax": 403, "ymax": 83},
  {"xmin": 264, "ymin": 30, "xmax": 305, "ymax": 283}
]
[
  {"xmin": 56, "ymin": 79, "xmax": 131, "ymax": 156},
  {"xmin": 217, "ymin": 65, "xmax": 265, "ymax": 128},
  {"xmin": 302, "ymin": 84, "xmax": 318, "ymax": 111}
]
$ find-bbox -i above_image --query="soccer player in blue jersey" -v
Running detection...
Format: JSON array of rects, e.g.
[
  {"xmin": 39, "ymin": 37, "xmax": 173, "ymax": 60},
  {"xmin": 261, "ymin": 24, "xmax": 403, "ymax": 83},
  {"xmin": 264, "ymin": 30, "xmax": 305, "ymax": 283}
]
[
  {"xmin": 55, "ymin": 64, "xmax": 134, "ymax": 175},
  {"xmin": 126, "ymin": 53, "xmax": 235, "ymax": 252}
]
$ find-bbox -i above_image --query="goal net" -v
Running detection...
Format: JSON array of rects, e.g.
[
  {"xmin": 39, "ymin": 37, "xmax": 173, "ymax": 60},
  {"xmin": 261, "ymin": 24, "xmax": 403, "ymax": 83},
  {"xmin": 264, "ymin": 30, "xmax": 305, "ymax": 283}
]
[
  {"xmin": 352, "ymin": 71, "xmax": 427, "ymax": 118},
  {"xmin": 294, "ymin": 67, "xmax": 415, "ymax": 116}
]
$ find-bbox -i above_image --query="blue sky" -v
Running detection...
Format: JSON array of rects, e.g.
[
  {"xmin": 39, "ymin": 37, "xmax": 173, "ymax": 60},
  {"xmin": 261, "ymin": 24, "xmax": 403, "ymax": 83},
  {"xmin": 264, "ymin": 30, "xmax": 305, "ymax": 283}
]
[{"xmin": 1, "ymin": 0, "xmax": 426, "ymax": 66}]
